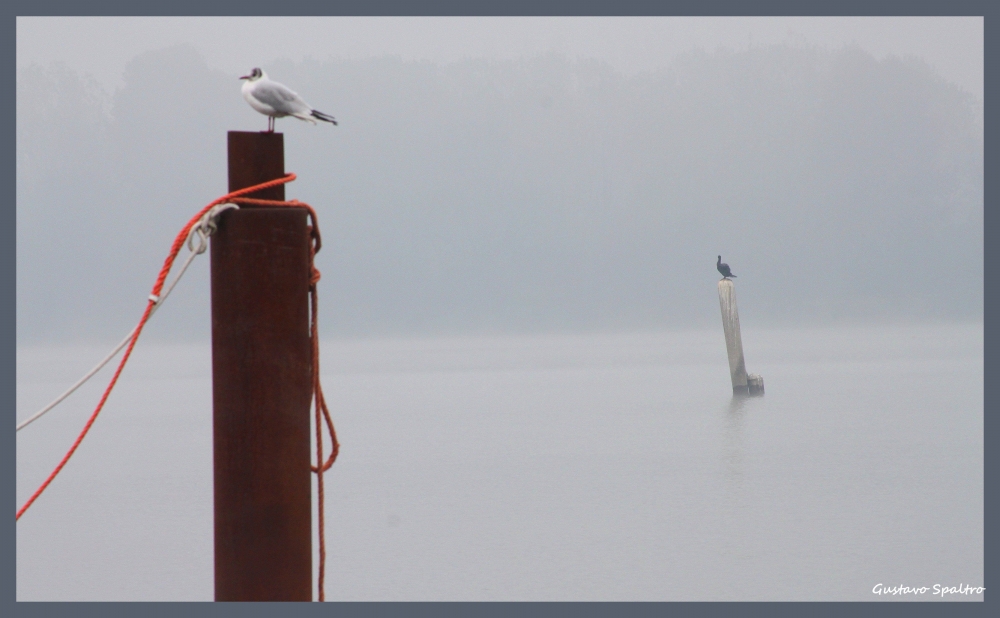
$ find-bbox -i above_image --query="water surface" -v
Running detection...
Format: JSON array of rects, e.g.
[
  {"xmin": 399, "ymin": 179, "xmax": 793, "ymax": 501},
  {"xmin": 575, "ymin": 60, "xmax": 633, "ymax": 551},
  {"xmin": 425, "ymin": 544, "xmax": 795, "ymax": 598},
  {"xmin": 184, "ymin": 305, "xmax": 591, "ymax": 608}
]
[{"xmin": 16, "ymin": 323, "xmax": 983, "ymax": 601}]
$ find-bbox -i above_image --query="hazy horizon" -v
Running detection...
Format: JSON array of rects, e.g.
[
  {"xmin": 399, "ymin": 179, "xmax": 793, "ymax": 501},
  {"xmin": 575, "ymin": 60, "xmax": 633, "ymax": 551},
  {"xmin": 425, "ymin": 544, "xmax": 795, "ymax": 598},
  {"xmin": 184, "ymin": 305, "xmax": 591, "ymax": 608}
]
[{"xmin": 16, "ymin": 17, "xmax": 983, "ymax": 345}]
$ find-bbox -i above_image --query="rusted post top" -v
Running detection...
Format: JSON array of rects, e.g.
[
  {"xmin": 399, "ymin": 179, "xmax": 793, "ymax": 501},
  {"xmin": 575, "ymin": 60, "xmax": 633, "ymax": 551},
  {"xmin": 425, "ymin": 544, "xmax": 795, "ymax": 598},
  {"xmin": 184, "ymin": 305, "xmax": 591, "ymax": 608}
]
[{"xmin": 228, "ymin": 131, "xmax": 285, "ymax": 201}]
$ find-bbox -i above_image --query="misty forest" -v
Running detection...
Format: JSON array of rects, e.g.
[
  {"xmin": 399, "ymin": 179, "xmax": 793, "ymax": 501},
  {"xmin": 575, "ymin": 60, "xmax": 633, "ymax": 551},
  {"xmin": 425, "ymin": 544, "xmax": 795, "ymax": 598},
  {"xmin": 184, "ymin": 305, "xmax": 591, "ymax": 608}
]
[{"xmin": 17, "ymin": 43, "xmax": 983, "ymax": 343}]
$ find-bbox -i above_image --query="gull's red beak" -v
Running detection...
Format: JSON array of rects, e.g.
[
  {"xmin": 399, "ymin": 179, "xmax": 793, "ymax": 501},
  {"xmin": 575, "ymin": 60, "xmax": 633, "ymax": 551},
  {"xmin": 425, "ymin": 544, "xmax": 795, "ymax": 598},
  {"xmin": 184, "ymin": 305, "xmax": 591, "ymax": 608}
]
[{"xmin": 239, "ymin": 74, "xmax": 251, "ymax": 80}]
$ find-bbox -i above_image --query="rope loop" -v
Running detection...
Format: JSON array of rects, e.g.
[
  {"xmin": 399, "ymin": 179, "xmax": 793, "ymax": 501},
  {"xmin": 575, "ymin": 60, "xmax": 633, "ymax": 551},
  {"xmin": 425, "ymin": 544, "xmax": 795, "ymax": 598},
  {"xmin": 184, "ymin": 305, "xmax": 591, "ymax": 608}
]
[{"xmin": 187, "ymin": 202, "xmax": 240, "ymax": 254}]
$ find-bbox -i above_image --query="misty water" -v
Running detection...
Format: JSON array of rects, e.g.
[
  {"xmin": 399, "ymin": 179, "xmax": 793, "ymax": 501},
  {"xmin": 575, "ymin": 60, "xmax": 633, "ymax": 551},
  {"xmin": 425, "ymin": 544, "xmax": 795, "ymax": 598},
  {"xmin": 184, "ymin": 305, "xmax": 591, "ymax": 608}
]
[{"xmin": 16, "ymin": 322, "xmax": 982, "ymax": 601}]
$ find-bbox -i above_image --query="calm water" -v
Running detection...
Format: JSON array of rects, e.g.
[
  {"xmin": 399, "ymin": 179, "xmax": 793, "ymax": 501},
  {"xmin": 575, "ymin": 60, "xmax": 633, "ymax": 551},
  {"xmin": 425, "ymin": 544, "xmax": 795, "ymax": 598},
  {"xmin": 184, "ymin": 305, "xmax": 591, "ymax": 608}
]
[{"xmin": 16, "ymin": 323, "xmax": 983, "ymax": 601}]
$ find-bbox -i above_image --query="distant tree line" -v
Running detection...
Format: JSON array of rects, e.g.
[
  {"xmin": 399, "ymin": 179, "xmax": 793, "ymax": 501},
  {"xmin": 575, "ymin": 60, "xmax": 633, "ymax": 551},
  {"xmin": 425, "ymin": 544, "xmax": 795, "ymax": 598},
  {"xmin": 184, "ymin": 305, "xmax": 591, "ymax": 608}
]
[{"xmin": 17, "ymin": 43, "xmax": 982, "ymax": 342}]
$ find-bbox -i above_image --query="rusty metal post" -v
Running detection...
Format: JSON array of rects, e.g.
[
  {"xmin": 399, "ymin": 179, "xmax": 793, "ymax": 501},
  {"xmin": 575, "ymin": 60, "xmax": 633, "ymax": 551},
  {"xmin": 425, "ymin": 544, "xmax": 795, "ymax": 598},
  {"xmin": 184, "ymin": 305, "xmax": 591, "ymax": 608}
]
[{"xmin": 211, "ymin": 131, "xmax": 313, "ymax": 601}]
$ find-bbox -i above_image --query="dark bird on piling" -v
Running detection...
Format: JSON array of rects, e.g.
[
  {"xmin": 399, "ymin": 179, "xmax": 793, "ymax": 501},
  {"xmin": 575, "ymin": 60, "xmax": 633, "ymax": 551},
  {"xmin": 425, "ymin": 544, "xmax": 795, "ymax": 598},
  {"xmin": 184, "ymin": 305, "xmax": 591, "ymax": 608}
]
[
  {"xmin": 717, "ymin": 255, "xmax": 736, "ymax": 279},
  {"xmin": 240, "ymin": 67, "xmax": 338, "ymax": 132}
]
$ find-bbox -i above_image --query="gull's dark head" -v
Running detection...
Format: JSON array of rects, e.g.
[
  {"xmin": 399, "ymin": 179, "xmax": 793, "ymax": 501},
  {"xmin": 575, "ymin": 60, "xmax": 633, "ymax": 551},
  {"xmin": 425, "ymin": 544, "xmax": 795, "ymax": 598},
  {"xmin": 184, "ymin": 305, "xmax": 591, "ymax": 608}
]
[{"xmin": 239, "ymin": 67, "xmax": 264, "ymax": 81}]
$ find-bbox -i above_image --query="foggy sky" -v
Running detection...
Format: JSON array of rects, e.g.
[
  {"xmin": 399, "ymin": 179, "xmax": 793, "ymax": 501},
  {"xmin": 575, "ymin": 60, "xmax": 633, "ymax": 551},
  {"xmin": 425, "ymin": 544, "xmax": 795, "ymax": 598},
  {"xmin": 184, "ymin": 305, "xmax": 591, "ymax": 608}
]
[
  {"xmin": 16, "ymin": 18, "xmax": 984, "ymax": 344},
  {"xmin": 17, "ymin": 17, "xmax": 984, "ymax": 103}
]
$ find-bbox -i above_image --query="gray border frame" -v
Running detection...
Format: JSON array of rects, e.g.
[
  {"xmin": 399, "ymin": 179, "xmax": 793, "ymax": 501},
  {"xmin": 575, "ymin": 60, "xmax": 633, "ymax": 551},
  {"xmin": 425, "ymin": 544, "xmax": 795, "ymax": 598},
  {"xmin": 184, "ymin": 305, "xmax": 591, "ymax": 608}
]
[{"xmin": 7, "ymin": 1, "xmax": 991, "ymax": 616}]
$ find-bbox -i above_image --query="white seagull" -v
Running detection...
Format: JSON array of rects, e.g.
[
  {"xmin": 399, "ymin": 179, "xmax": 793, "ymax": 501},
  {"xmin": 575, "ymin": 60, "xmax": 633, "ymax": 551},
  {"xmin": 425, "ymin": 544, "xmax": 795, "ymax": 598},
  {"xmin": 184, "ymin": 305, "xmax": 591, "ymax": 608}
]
[{"xmin": 240, "ymin": 68, "xmax": 338, "ymax": 132}]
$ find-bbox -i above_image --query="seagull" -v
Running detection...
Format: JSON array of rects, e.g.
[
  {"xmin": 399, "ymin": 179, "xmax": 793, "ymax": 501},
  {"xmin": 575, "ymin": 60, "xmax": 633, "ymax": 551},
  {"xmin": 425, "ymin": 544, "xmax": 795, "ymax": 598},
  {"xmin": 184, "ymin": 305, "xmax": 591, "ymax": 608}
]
[
  {"xmin": 717, "ymin": 255, "xmax": 736, "ymax": 279},
  {"xmin": 240, "ymin": 68, "xmax": 338, "ymax": 132}
]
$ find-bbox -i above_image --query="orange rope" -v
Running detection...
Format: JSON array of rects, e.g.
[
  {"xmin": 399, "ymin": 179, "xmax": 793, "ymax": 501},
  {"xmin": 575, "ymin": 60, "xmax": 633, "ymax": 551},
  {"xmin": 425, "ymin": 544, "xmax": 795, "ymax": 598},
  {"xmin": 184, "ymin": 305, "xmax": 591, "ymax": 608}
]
[
  {"xmin": 228, "ymin": 195, "xmax": 339, "ymax": 601},
  {"xmin": 16, "ymin": 173, "xmax": 339, "ymax": 602}
]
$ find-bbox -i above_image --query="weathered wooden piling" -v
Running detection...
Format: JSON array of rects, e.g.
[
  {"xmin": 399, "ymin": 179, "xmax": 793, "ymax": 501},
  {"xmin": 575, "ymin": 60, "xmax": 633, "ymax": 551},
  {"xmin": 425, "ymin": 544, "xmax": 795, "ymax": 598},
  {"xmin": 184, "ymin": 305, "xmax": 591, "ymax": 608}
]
[
  {"xmin": 718, "ymin": 279, "xmax": 748, "ymax": 395},
  {"xmin": 211, "ymin": 131, "xmax": 313, "ymax": 601},
  {"xmin": 718, "ymin": 278, "xmax": 763, "ymax": 396},
  {"xmin": 717, "ymin": 279, "xmax": 765, "ymax": 396}
]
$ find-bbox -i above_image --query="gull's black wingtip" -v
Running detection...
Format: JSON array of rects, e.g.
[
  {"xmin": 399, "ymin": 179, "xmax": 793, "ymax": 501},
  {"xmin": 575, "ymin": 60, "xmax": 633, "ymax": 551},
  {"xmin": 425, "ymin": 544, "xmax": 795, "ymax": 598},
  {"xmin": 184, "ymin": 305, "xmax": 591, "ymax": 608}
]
[{"xmin": 311, "ymin": 110, "xmax": 338, "ymax": 126}]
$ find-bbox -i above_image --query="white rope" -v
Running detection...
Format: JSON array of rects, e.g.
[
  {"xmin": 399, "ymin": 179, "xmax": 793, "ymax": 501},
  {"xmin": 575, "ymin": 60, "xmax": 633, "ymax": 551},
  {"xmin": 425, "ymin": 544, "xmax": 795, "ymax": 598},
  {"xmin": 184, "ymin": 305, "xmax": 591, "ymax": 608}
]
[{"xmin": 16, "ymin": 203, "xmax": 240, "ymax": 432}]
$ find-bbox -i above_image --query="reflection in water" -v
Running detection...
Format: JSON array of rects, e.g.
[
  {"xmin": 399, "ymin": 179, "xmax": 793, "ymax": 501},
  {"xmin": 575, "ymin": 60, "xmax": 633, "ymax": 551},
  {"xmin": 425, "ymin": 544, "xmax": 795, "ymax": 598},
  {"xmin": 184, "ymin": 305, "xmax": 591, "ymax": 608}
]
[
  {"xmin": 724, "ymin": 396, "xmax": 748, "ymax": 483},
  {"xmin": 720, "ymin": 396, "xmax": 751, "ymax": 562}
]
